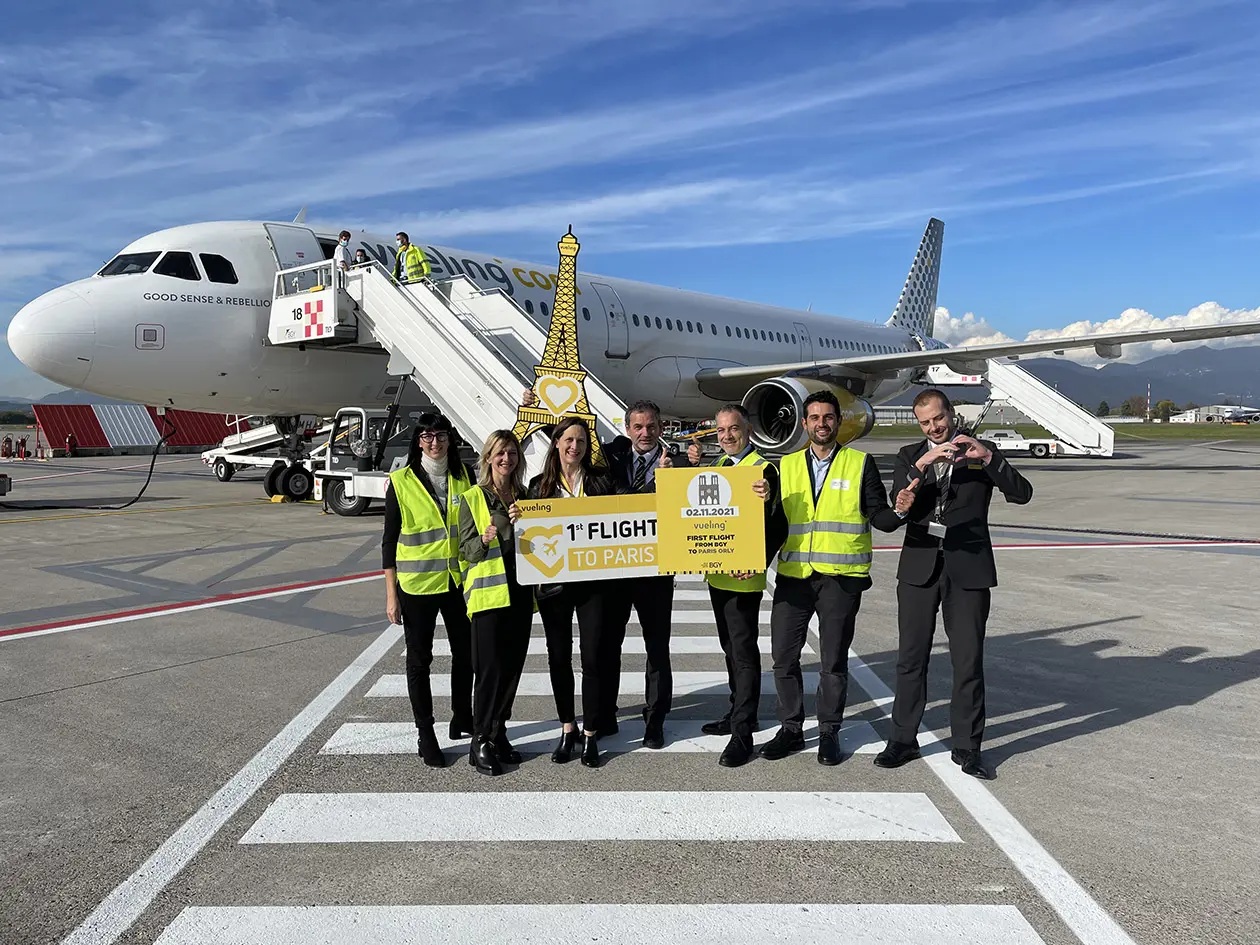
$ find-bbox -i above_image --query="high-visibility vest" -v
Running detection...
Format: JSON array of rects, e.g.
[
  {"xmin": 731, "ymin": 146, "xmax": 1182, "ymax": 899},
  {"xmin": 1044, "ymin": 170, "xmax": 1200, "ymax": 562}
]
[
  {"xmin": 398, "ymin": 244, "xmax": 430, "ymax": 282},
  {"xmin": 706, "ymin": 449, "xmax": 770, "ymax": 593},
  {"xmin": 777, "ymin": 447, "xmax": 872, "ymax": 579},
  {"xmin": 459, "ymin": 486, "xmax": 512, "ymax": 615},
  {"xmin": 389, "ymin": 465, "xmax": 471, "ymax": 595}
]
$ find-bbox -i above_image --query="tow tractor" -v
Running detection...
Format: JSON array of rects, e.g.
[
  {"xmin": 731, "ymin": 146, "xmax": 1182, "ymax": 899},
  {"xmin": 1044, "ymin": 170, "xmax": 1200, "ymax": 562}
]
[{"xmin": 313, "ymin": 405, "xmax": 416, "ymax": 516}]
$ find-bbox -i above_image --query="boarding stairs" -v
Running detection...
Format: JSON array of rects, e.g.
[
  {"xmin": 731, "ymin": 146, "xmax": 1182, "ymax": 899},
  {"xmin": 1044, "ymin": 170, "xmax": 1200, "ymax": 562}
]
[
  {"xmin": 267, "ymin": 260, "xmax": 627, "ymax": 476},
  {"xmin": 926, "ymin": 359, "xmax": 1114, "ymax": 456},
  {"xmin": 217, "ymin": 416, "xmax": 330, "ymax": 455}
]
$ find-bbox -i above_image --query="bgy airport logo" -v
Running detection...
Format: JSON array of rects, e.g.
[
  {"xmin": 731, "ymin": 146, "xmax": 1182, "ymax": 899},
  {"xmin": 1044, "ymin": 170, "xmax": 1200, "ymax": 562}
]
[{"xmin": 683, "ymin": 472, "xmax": 738, "ymax": 518}]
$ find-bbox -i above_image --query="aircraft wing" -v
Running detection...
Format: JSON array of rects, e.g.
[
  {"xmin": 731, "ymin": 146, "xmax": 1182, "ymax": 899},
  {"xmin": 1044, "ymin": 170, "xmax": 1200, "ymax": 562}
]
[{"xmin": 694, "ymin": 318, "xmax": 1260, "ymax": 384}]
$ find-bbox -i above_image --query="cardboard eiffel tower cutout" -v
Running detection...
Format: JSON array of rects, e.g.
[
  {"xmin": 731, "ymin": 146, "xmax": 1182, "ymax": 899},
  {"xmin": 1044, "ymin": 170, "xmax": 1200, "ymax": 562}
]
[{"xmin": 513, "ymin": 226, "xmax": 606, "ymax": 466}]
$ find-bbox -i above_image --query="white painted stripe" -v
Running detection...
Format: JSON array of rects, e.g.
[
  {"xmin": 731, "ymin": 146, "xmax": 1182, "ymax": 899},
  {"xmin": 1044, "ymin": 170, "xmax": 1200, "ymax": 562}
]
[
  {"xmin": 155, "ymin": 903, "xmax": 1046, "ymax": 945},
  {"xmin": 320, "ymin": 718, "xmax": 881, "ymax": 755},
  {"xmin": 240, "ymin": 790, "xmax": 960, "ymax": 844},
  {"xmin": 848, "ymin": 652, "xmax": 1139, "ymax": 945},
  {"xmin": 58, "ymin": 625, "xmax": 403, "ymax": 945},
  {"xmin": 366, "ymin": 671, "xmax": 815, "ymax": 698},
  {"xmin": 427, "ymin": 635, "xmax": 810, "ymax": 656},
  {"xmin": 432, "ymin": 608, "xmax": 768, "ymax": 630}
]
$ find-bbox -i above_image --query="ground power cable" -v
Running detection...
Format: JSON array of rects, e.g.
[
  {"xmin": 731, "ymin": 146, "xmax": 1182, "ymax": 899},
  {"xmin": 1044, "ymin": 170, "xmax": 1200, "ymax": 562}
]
[{"xmin": 0, "ymin": 414, "xmax": 179, "ymax": 512}]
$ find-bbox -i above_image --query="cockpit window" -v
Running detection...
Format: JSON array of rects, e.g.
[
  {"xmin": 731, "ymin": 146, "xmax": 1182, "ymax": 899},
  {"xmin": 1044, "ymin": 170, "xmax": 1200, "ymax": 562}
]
[
  {"xmin": 99, "ymin": 252, "xmax": 161, "ymax": 276},
  {"xmin": 154, "ymin": 251, "xmax": 201, "ymax": 281},
  {"xmin": 199, "ymin": 253, "xmax": 239, "ymax": 284}
]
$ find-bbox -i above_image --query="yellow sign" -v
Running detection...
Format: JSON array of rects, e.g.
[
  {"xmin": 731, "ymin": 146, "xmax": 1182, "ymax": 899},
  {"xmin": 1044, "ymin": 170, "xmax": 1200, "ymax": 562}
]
[
  {"xmin": 653, "ymin": 466, "xmax": 765, "ymax": 575},
  {"xmin": 515, "ymin": 494, "xmax": 658, "ymax": 584}
]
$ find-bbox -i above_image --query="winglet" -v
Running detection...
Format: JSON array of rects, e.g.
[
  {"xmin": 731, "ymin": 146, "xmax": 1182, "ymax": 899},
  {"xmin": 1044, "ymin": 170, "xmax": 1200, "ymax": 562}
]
[
  {"xmin": 885, "ymin": 218, "xmax": 943, "ymax": 339},
  {"xmin": 292, "ymin": 206, "xmax": 308, "ymax": 224}
]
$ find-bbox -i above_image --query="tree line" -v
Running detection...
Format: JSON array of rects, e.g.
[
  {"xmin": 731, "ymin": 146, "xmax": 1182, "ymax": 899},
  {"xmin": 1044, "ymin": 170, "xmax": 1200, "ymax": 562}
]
[{"xmin": 1095, "ymin": 398, "xmax": 1200, "ymax": 421}]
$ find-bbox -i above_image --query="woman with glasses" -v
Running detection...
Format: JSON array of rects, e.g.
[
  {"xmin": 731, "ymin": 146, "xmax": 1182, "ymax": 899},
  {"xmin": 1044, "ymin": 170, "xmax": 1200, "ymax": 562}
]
[
  {"xmin": 456, "ymin": 429, "xmax": 533, "ymax": 776},
  {"xmin": 518, "ymin": 417, "xmax": 624, "ymax": 768},
  {"xmin": 382, "ymin": 413, "xmax": 475, "ymax": 767}
]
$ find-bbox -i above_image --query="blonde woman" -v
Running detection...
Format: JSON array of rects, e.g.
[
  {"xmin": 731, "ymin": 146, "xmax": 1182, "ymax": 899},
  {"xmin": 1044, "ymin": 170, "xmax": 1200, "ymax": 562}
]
[{"xmin": 457, "ymin": 430, "xmax": 533, "ymax": 776}]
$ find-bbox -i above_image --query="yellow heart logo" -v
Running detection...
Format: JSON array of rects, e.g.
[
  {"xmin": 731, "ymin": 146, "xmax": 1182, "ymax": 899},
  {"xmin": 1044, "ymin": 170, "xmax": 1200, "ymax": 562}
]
[
  {"xmin": 520, "ymin": 524, "xmax": 566, "ymax": 578},
  {"xmin": 537, "ymin": 376, "xmax": 582, "ymax": 417}
]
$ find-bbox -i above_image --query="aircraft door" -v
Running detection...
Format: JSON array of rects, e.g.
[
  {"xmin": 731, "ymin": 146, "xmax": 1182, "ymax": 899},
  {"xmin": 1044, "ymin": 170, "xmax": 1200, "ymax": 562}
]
[
  {"xmin": 265, "ymin": 224, "xmax": 324, "ymax": 268},
  {"xmin": 591, "ymin": 282, "xmax": 629, "ymax": 359},
  {"xmin": 794, "ymin": 322, "xmax": 814, "ymax": 362}
]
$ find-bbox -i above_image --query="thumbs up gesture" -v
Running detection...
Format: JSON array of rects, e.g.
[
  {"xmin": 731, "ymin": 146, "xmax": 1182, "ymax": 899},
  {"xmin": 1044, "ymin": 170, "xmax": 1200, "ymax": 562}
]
[
  {"xmin": 895, "ymin": 477, "xmax": 920, "ymax": 514},
  {"xmin": 687, "ymin": 442, "xmax": 702, "ymax": 465},
  {"xmin": 482, "ymin": 522, "xmax": 498, "ymax": 545}
]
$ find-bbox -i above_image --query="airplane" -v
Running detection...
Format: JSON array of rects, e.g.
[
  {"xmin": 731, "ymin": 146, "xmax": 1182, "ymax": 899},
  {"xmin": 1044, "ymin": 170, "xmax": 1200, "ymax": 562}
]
[{"xmin": 9, "ymin": 216, "xmax": 1260, "ymax": 457}]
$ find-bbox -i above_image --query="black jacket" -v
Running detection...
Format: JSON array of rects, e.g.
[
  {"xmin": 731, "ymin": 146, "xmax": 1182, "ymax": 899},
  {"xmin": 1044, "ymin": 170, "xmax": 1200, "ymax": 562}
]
[
  {"xmin": 891, "ymin": 438, "xmax": 1033, "ymax": 589},
  {"xmin": 603, "ymin": 436, "xmax": 693, "ymax": 494}
]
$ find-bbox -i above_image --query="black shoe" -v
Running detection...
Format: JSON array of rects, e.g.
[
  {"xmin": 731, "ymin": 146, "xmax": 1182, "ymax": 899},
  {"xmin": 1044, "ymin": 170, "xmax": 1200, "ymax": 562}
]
[
  {"xmin": 817, "ymin": 730, "xmax": 842, "ymax": 766},
  {"xmin": 642, "ymin": 721, "xmax": 665, "ymax": 750},
  {"xmin": 550, "ymin": 728, "xmax": 580, "ymax": 764},
  {"xmin": 951, "ymin": 748, "xmax": 994, "ymax": 780},
  {"xmin": 449, "ymin": 719, "xmax": 473, "ymax": 740},
  {"xmin": 758, "ymin": 727, "xmax": 805, "ymax": 760},
  {"xmin": 580, "ymin": 734, "xmax": 601, "ymax": 768},
  {"xmin": 718, "ymin": 734, "xmax": 754, "ymax": 768},
  {"xmin": 416, "ymin": 727, "xmax": 446, "ymax": 768},
  {"xmin": 873, "ymin": 740, "xmax": 921, "ymax": 769},
  {"xmin": 494, "ymin": 733, "xmax": 522, "ymax": 765},
  {"xmin": 701, "ymin": 717, "xmax": 731, "ymax": 736},
  {"xmin": 470, "ymin": 736, "xmax": 503, "ymax": 776}
]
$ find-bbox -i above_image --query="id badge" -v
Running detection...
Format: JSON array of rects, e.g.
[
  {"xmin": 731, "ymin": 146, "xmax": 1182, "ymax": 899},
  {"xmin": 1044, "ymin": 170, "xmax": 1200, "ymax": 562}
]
[{"xmin": 928, "ymin": 521, "xmax": 947, "ymax": 539}]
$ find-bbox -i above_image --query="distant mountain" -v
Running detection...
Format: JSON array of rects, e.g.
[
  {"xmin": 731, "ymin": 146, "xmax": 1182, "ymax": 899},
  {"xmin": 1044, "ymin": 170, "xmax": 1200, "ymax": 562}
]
[
  {"xmin": 898, "ymin": 343, "xmax": 1260, "ymax": 410},
  {"xmin": 37, "ymin": 390, "xmax": 132, "ymax": 406}
]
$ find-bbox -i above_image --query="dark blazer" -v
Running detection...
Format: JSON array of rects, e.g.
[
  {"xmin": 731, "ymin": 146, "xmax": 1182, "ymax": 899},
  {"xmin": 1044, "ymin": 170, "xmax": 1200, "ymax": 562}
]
[
  {"xmin": 604, "ymin": 436, "xmax": 693, "ymax": 494},
  {"xmin": 891, "ymin": 437, "xmax": 1033, "ymax": 589}
]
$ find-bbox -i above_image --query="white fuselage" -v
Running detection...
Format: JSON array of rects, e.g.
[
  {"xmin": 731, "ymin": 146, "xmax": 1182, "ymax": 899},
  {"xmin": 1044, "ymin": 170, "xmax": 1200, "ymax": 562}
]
[{"xmin": 8, "ymin": 221, "xmax": 921, "ymax": 419}]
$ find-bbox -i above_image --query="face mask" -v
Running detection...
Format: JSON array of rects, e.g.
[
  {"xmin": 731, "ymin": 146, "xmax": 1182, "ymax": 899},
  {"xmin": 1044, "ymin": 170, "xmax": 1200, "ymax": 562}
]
[
  {"xmin": 396, "ymin": 240, "xmax": 404, "ymax": 247},
  {"xmin": 340, "ymin": 238, "xmax": 348, "ymax": 246}
]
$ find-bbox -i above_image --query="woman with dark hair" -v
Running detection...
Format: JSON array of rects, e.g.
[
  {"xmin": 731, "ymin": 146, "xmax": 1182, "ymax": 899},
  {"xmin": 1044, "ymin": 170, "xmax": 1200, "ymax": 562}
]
[
  {"xmin": 382, "ymin": 412, "xmax": 475, "ymax": 767},
  {"xmin": 515, "ymin": 416, "xmax": 624, "ymax": 768},
  {"xmin": 456, "ymin": 429, "xmax": 533, "ymax": 776}
]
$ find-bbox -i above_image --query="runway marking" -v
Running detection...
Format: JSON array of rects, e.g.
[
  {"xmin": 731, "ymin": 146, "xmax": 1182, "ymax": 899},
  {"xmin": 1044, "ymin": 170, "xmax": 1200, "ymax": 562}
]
[
  {"xmin": 319, "ymin": 718, "xmax": 880, "ymax": 755},
  {"xmin": 366, "ymin": 671, "xmax": 811, "ymax": 698},
  {"xmin": 847, "ymin": 653, "xmax": 1139, "ymax": 945},
  {"xmin": 0, "ymin": 499, "xmax": 259, "ymax": 526},
  {"xmin": 428, "ymin": 634, "xmax": 812, "ymax": 656},
  {"xmin": 0, "ymin": 571, "xmax": 383, "ymax": 643},
  {"xmin": 11, "ymin": 457, "xmax": 199, "ymax": 482},
  {"xmin": 153, "ymin": 903, "xmax": 1047, "ymax": 945},
  {"xmin": 239, "ymin": 790, "xmax": 959, "ymax": 844},
  {"xmin": 57, "ymin": 624, "xmax": 402, "ymax": 945}
]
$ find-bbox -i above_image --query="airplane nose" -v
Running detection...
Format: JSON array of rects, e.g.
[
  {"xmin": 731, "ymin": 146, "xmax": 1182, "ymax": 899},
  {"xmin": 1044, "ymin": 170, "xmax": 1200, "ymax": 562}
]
[{"xmin": 7, "ymin": 286, "xmax": 96, "ymax": 388}]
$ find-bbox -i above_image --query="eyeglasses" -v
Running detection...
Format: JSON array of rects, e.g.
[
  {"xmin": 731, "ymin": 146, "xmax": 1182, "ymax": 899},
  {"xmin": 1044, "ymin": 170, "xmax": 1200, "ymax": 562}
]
[{"xmin": 418, "ymin": 432, "xmax": 449, "ymax": 443}]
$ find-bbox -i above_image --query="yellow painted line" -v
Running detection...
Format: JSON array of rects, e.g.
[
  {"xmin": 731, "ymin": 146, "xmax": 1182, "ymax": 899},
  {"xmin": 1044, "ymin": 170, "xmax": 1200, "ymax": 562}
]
[{"xmin": 0, "ymin": 499, "xmax": 266, "ymax": 525}]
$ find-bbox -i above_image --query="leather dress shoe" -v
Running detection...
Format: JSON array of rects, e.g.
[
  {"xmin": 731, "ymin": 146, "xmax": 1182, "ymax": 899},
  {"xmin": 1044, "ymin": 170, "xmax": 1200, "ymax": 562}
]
[
  {"xmin": 642, "ymin": 721, "xmax": 665, "ymax": 750},
  {"xmin": 550, "ymin": 728, "xmax": 581, "ymax": 764},
  {"xmin": 758, "ymin": 727, "xmax": 805, "ymax": 760},
  {"xmin": 718, "ymin": 734, "xmax": 754, "ymax": 768},
  {"xmin": 449, "ymin": 719, "xmax": 474, "ymax": 740},
  {"xmin": 873, "ymin": 741, "xmax": 921, "ymax": 769},
  {"xmin": 817, "ymin": 730, "xmax": 842, "ymax": 766},
  {"xmin": 701, "ymin": 717, "xmax": 731, "ymax": 736},
  {"xmin": 580, "ymin": 734, "xmax": 601, "ymax": 768},
  {"xmin": 416, "ymin": 727, "xmax": 446, "ymax": 768},
  {"xmin": 494, "ymin": 733, "xmax": 522, "ymax": 765},
  {"xmin": 469, "ymin": 737, "xmax": 502, "ymax": 776},
  {"xmin": 951, "ymin": 748, "xmax": 994, "ymax": 780}
]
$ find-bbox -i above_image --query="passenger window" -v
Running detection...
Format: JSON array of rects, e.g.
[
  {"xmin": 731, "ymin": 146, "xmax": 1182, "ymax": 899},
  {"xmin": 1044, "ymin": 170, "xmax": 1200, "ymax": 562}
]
[
  {"xmin": 99, "ymin": 251, "xmax": 161, "ymax": 276},
  {"xmin": 710, "ymin": 323, "xmax": 717, "ymax": 335},
  {"xmin": 666, "ymin": 318, "xmax": 673, "ymax": 330},
  {"xmin": 199, "ymin": 253, "xmax": 239, "ymax": 284},
  {"xmin": 582, "ymin": 307, "xmax": 591, "ymax": 321},
  {"xmin": 655, "ymin": 317, "xmax": 662, "ymax": 329},
  {"xmin": 775, "ymin": 332, "xmax": 782, "ymax": 343},
  {"xmin": 525, "ymin": 299, "xmax": 535, "ymax": 314},
  {"xmin": 541, "ymin": 302, "xmax": 550, "ymax": 318},
  {"xmin": 154, "ymin": 251, "xmax": 200, "ymax": 281},
  {"xmin": 791, "ymin": 334, "xmax": 796, "ymax": 343},
  {"xmin": 632, "ymin": 314, "xmax": 640, "ymax": 327},
  {"xmin": 686, "ymin": 321, "xmax": 693, "ymax": 332},
  {"xmin": 725, "ymin": 326, "xmax": 732, "ymax": 337}
]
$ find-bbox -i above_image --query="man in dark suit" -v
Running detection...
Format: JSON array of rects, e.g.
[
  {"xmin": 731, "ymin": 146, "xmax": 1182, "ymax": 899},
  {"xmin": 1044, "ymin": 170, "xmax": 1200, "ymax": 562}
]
[{"xmin": 874, "ymin": 388, "xmax": 1032, "ymax": 780}]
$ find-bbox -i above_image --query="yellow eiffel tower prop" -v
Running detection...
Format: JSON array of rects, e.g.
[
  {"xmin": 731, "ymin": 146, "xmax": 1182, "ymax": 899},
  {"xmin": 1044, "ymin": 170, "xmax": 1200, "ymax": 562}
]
[{"xmin": 513, "ymin": 226, "xmax": 606, "ymax": 466}]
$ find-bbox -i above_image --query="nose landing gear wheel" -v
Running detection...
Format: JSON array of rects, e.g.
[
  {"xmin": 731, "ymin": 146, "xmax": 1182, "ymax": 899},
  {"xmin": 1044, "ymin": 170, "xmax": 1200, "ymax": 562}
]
[{"xmin": 263, "ymin": 462, "xmax": 285, "ymax": 497}]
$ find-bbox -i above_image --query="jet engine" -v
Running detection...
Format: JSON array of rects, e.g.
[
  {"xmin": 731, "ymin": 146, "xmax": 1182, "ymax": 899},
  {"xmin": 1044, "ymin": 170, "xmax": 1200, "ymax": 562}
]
[{"xmin": 742, "ymin": 377, "xmax": 875, "ymax": 454}]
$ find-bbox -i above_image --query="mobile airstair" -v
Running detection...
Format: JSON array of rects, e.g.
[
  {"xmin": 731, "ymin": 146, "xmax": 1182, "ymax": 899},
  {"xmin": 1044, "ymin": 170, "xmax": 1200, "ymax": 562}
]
[{"xmin": 266, "ymin": 260, "xmax": 627, "ymax": 476}]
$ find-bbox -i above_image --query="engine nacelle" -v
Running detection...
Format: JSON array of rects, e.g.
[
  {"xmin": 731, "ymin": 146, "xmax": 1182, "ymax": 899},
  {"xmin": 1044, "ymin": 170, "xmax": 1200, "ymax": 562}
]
[{"xmin": 742, "ymin": 377, "xmax": 875, "ymax": 454}]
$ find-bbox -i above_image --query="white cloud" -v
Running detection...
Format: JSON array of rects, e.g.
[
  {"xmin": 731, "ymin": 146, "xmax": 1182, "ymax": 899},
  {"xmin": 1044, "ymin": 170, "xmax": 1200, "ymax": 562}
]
[{"xmin": 935, "ymin": 301, "xmax": 1260, "ymax": 364}]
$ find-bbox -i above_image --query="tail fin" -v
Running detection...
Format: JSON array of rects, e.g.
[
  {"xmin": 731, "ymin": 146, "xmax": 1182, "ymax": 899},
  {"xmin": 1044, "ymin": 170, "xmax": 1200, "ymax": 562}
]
[{"xmin": 885, "ymin": 217, "xmax": 943, "ymax": 339}]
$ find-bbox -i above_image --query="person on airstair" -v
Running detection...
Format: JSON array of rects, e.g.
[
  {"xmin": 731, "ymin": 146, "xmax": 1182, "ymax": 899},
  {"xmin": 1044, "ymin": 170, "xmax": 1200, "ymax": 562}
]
[{"xmin": 393, "ymin": 232, "xmax": 431, "ymax": 284}]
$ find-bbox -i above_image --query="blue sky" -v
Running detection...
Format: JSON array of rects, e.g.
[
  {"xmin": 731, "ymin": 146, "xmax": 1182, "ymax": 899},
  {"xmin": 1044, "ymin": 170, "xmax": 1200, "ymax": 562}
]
[{"xmin": 3, "ymin": 0, "xmax": 1259, "ymax": 397}]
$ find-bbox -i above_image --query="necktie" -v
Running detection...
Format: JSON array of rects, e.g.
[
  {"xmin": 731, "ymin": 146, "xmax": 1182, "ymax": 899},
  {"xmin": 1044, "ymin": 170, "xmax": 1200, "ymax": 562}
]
[{"xmin": 632, "ymin": 455, "xmax": 648, "ymax": 491}]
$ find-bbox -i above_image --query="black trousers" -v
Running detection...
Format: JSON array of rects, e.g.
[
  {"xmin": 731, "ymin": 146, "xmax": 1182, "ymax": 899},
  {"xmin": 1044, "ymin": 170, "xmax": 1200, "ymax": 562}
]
[
  {"xmin": 398, "ymin": 579, "xmax": 473, "ymax": 731},
  {"xmin": 471, "ymin": 578, "xmax": 533, "ymax": 741},
  {"xmin": 537, "ymin": 582, "xmax": 618, "ymax": 725},
  {"xmin": 770, "ymin": 573, "xmax": 862, "ymax": 732},
  {"xmin": 892, "ymin": 556, "xmax": 992, "ymax": 749},
  {"xmin": 613, "ymin": 574, "xmax": 674, "ymax": 723},
  {"xmin": 708, "ymin": 584, "xmax": 763, "ymax": 738}
]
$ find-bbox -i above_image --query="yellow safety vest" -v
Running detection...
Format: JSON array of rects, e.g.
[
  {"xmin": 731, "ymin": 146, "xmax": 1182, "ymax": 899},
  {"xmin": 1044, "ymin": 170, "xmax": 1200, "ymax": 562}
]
[
  {"xmin": 459, "ymin": 486, "xmax": 512, "ymax": 615},
  {"xmin": 397, "ymin": 244, "xmax": 430, "ymax": 282},
  {"xmin": 777, "ymin": 447, "xmax": 872, "ymax": 579},
  {"xmin": 706, "ymin": 449, "xmax": 769, "ymax": 593},
  {"xmin": 389, "ymin": 465, "xmax": 471, "ymax": 595}
]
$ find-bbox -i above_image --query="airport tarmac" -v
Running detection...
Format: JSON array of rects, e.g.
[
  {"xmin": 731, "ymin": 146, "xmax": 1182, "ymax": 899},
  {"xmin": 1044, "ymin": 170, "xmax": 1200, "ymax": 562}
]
[{"xmin": 1, "ymin": 440, "xmax": 1257, "ymax": 945}]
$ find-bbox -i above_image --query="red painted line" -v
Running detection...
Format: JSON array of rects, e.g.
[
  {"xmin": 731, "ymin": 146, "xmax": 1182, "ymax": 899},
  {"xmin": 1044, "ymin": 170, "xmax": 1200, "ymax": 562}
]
[{"xmin": 0, "ymin": 570, "xmax": 381, "ymax": 641}]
